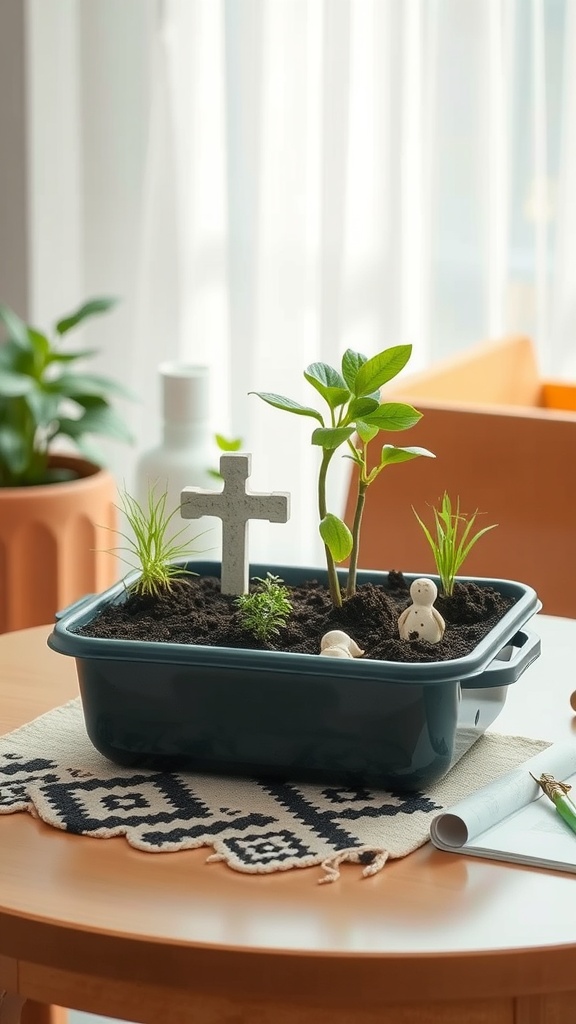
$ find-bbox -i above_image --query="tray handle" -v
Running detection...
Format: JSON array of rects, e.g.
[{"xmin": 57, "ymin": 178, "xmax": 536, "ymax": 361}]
[{"xmin": 461, "ymin": 628, "xmax": 541, "ymax": 689}]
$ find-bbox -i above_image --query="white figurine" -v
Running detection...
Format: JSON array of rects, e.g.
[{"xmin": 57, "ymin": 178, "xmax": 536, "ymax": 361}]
[
  {"xmin": 397, "ymin": 578, "xmax": 445, "ymax": 644},
  {"xmin": 319, "ymin": 630, "xmax": 364, "ymax": 658}
]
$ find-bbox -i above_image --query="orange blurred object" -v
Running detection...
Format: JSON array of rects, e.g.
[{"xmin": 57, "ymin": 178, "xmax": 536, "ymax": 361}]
[{"xmin": 0, "ymin": 455, "xmax": 118, "ymax": 633}]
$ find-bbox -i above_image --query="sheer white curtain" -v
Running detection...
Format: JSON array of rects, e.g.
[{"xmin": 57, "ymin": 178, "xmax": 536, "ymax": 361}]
[{"xmin": 126, "ymin": 0, "xmax": 574, "ymax": 565}]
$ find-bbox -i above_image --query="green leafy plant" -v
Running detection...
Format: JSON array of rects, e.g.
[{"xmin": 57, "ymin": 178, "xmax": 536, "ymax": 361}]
[
  {"xmin": 208, "ymin": 432, "xmax": 243, "ymax": 480},
  {"xmin": 112, "ymin": 487, "xmax": 200, "ymax": 598},
  {"xmin": 0, "ymin": 297, "xmax": 133, "ymax": 487},
  {"xmin": 236, "ymin": 573, "xmax": 293, "ymax": 641},
  {"xmin": 413, "ymin": 492, "xmax": 498, "ymax": 597},
  {"xmin": 252, "ymin": 345, "xmax": 434, "ymax": 606}
]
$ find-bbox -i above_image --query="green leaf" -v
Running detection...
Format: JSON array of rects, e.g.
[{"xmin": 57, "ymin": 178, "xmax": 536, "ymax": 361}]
[
  {"xmin": 0, "ymin": 424, "xmax": 27, "ymax": 474},
  {"xmin": 413, "ymin": 507, "xmax": 438, "ymax": 553},
  {"xmin": 456, "ymin": 522, "xmax": 498, "ymax": 566},
  {"xmin": 215, "ymin": 433, "xmax": 242, "ymax": 451},
  {"xmin": 347, "ymin": 396, "xmax": 379, "ymax": 420},
  {"xmin": 355, "ymin": 420, "xmax": 379, "ymax": 443},
  {"xmin": 251, "ymin": 392, "xmax": 324, "ymax": 424},
  {"xmin": 304, "ymin": 362, "xmax": 350, "ymax": 409},
  {"xmin": 342, "ymin": 446, "xmax": 364, "ymax": 467},
  {"xmin": 0, "ymin": 305, "xmax": 32, "ymax": 350},
  {"xmin": 49, "ymin": 372, "xmax": 136, "ymax": 401},
  {"xmin": 59, "ymin": 403, "xmax": 135, "ymax": 444},
  {"xmin": 55, "ymin": 297, "xmax": 118, "ymax": 336},
  {"xmin": 380, "ymin": 444, "xmax": 435, "ymax": 467},
  {"xmin": 46, "ymin": 348, "xmax": 99, "ymax": 365},
  {"xmin": 0, "ymin": 338, "xmax": 34, "ymax": 376},
  {"xmin": 28, "ymin": 328, "xmax": 51, "ymax": 369},
  {"xmin": 341, "ymin": 349, "xmax": 367, "ymax": 390},
  {"xmin": 311, "ymin": 425, "xmax": 355, "ymax": 449},
  {"xmin": 0, "ymin": 371, "xmax": 34, "ymax": 397},
  {"xmin": 440, "ymin": 492, "xmax": 453, "ymax": 521},
  {"xmin": 319, "ymin": 513, "xmax": 353, "ymax": 563},
  {"xmin": 361, "ymin": 402, "xmax": 422, "ymax": 432},
  {"xmin": 0, "ymin": 340, "xmax": 18, "ymax": 370},
  {"xmin": 25, "ymin": 387, "xmax": 59, "ymax": 427},
  {"xmin": 353, "ymin": 345, "xmax": 412, "ymax": 396}
]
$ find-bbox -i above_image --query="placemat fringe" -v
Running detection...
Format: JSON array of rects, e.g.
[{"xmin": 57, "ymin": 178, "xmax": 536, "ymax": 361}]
[{"xmin": 319, "ymin": 845, "xmax": 390, "ymax": 884}]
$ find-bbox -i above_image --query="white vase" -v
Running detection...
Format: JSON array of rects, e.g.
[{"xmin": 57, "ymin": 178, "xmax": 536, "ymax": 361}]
[{"xmin": 135, "ymin": 363, "xmax": 219, "ymax": 554}]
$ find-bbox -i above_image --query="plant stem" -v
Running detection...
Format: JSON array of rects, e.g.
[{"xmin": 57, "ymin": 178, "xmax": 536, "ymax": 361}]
[
  {"xmin": 346, "ymin": 480, "xmax": 367, "ymax": 599},
  {"xmin": 318, "ymin": 448, "xmax": 342, "ymax": 607}
]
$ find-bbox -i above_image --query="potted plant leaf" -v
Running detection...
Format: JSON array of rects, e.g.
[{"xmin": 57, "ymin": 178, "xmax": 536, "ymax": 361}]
[
  {"xmin": 0, "ymin": 298, "xmax": 133, "ymax": 632},
  {"xmin": 47, "ymin": 344, "xmax": 541, "ymax": 792}
]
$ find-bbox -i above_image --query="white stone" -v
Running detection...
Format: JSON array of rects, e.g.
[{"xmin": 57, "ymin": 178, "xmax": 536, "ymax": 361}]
[
  {"xmin": 180, "ymin": 453, "xmax": 290, "ymax": 595},
  {"xmin": 320, "ymin": 630, "xmax": 364, "ymax": 657},
  {"xmin": 320, "ymin": 645, "xmax": 353, "ymax": 659}
]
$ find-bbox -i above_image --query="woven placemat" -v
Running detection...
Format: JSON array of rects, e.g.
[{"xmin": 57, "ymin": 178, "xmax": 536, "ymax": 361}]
[{"xmin": 0, "ymin": 699, "xmax": 548, "ymax": 883}]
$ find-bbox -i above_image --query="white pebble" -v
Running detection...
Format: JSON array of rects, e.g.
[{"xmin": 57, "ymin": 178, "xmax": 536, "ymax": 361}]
[{"xmin": 320, "ymin": 630, "xmax": 364, "ymax": 657}]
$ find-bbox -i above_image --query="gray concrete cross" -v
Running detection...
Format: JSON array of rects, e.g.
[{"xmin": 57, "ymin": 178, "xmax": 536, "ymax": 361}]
[{"xmin": 180, "ymin": 453, "xmax": 290, "ymax": 595}]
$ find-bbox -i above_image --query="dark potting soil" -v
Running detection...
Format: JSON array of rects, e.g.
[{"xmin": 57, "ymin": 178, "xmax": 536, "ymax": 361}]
[{"xmin": 76, "ymin": 571, "xmax": 514, "ymax": 663}]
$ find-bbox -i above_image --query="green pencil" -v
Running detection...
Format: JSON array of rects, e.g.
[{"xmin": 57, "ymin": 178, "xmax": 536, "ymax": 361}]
[{"xmin": 530, "ymin": 772, "xmax": 576, "ymax": 836}]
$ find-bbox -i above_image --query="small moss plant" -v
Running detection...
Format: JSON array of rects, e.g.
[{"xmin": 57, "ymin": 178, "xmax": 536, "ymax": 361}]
[
  {"xmin": 113, "ymin": 487, "xmax": 199, "ymax": 598},
  {"xmin": 252, "ymin": 345, "xmax": 434, "ymax": 606},
  {"xmin": 236, "ymin": 573, "xmax": 293, "ymax": 641},
  {"xmin": 413, "ymin": 492, "xmax": 497, "ymax": 597}
]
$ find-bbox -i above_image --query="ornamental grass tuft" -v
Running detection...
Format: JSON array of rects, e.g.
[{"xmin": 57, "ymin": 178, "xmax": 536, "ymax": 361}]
[
  {"xmin": 113, "ymin": 487, "xmax": 201, "ymax": 598},
  {"xmin": 413, "ymin": 491, "xmax": 497, "ymax": 597}
]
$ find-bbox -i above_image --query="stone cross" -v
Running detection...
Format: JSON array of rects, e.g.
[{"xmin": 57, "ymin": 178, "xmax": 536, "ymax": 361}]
[{"xmin": 180, "ymin": 453, "xmax": 290, "ymax": 595}]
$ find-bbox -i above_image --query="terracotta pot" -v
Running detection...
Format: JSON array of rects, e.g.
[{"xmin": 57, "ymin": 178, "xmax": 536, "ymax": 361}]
[{"xmin": 0, "ymin": 455, "xmax": 119, "ymax": 633}]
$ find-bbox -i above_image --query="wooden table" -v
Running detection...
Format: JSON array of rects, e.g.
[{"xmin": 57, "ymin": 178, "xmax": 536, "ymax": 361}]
[{"xmin": 1, "ymin": 618, "xmax": 576, "ymax": 1024}]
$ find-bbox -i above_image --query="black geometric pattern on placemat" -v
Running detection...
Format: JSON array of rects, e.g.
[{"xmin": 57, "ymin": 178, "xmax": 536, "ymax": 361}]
[
  {"xmin": 0, "ymin": 754, "xmax": 57, "ymax": 777},
  {"xmin": 141, "ymin": 812, "xmax": 280, "ymax": 849},
  {"xmin": 36, "ymin": 772, "xmax": 212, "ymax": 833},
  {"xmin": 324, "ymin": 787, "xmax": 442, "ymax": 819},
  {"xmin": 221, "ymin": 828, "xmax": 316, "ymax": 867},
  {"xmin": 0, "ymin": 753, "xmax": 61, "ymax": 810},
  {"xmin": 0, "ymin": 774, "xmax": 61, "ymax": 809},
  {"xmin": 260, "ymin": 781, "xmax": 442, "ymax": 851}
]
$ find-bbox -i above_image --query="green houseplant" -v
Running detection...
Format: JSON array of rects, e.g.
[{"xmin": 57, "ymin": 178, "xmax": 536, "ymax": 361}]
[
  {"xmin": 252, "ymin": 344, "xmax": 434, "ymax": 604},
  {"xmin": 0, "ymin": 297, "xmax": 133, "ymax": 632},
  {"xmin": 0, "ymin": 297, "xmax": 132, "ymax": 486}
]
